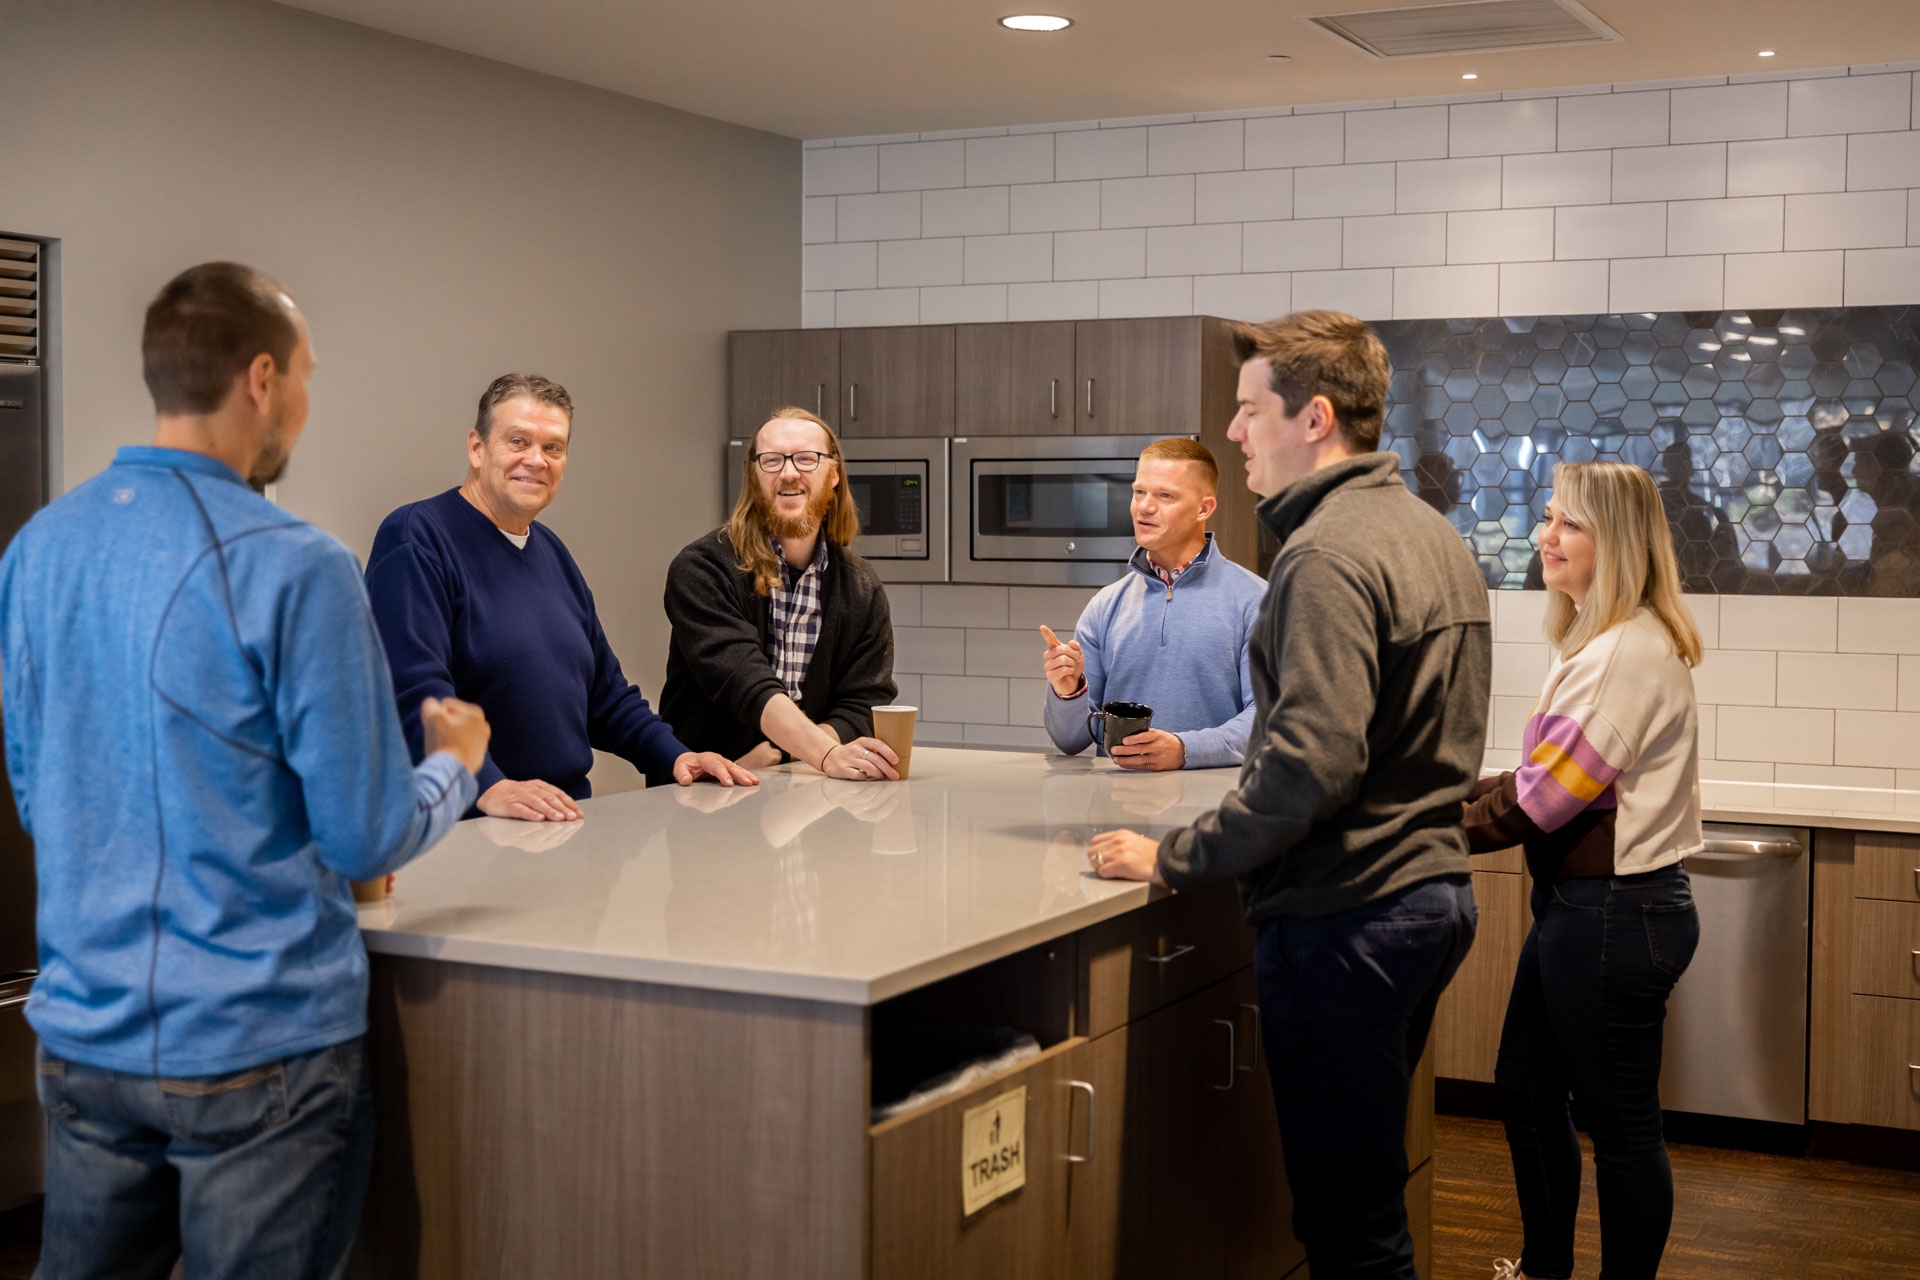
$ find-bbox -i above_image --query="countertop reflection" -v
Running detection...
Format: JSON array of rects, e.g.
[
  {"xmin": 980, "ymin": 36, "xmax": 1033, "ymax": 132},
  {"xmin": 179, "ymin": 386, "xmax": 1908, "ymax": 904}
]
[{"xmin": 359, "ymin": 748, "xmax": 1240, "ymax": 1005}]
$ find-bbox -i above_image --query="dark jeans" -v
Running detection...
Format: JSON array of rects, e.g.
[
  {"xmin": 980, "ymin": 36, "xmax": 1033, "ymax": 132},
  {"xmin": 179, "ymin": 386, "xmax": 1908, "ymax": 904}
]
[
  {"xmin": 33, "ymin": 1037, "xmax": 375, "ymax": 1280},
  {"xmin": 1496, "ymin": 863, "xmax": 1700, "ymax": 1280},
  {"xmin": 1255, "ymin": 873, "xmax": 1477, "ymax": 1280}
]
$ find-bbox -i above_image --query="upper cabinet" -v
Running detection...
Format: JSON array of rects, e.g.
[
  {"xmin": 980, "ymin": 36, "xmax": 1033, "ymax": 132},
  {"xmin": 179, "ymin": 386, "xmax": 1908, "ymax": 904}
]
[
  {"xmin": 1075, "ymin": 317, "xmax": 1211, "ymax": 437},
  {"xmin": 728, "ymin": 329, "xmax": 840, "ymax": 437},
  {"xmin": 954, "ymin": 322, "xmax": 1076, "ymax": 437},
  {"xmin": 838, "ymin": 326, "xmax": 955, "ymax": 438}
]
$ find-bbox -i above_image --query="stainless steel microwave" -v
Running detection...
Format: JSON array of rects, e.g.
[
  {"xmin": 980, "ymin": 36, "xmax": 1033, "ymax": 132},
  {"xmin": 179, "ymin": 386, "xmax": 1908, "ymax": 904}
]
[
  {"xmin": 951, "ymin": 434, "xmax": 1185, "ymax": 586},
  {"xmin": 726, "ymin": 436, "xmax": 949, "ymax": 583}
]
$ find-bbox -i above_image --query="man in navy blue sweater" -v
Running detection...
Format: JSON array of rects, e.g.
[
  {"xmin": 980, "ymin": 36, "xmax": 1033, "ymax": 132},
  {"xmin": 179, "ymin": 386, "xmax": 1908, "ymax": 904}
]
[{"xmin": 366, "ymin": 375, "xmax": 756, "ymax": 820}]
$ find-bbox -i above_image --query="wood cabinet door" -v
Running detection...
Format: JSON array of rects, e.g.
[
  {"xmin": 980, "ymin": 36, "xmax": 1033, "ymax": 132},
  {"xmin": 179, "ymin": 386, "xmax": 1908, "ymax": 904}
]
[
  {"xmin": 1433, "ymin": 866, "xmax": 1529, "ymax": 1082},
  {"xmin": 1217, "ymin": 969, "xmax": 1308, "ymax": 1280},
  {"xmin": 1065, "ymin": 1029, "xmax": 1129, "ymax": 1280},
  {"xmin": 955, "ymin": 322, "xmax": 1076, "ymax": 436},
  {"xmin": 1854, "ymin": 831, "xmax": 1920, "ymax": 903},
  {"xmin": 839, "ymin": 326, "xmax": 956, "ymax": 438},
  {"xmin": 727, "ymin": 329, "xmax": 839, "ymax": 436},
  {"xmin": 1109, "ymin": 989, "xmax": 1228, "ymax": 1280},
  {"xmin": 1847, "ymin": 995, "xmax": 1920, "ymax": 1131},
  {"xmin": 870, "ymin": 1037, "xmax": 1088, "ymax": 1279},
  {"xmin": 1074, "ymin": 318, "xmax": 1204, "ymax": 437}
]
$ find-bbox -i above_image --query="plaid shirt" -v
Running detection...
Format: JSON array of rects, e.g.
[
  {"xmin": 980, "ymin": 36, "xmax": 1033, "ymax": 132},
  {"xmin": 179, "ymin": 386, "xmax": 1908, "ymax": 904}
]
[{"xmin": 767, "ymin": 536, "xmax": 829, "ymax": 699}]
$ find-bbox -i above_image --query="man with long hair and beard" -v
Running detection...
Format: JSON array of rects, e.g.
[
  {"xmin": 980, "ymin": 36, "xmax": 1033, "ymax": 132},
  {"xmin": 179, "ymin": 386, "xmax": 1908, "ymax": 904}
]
[{"xmin": 657, "ymin": 407, "xmax": 900, "ymax": 783}]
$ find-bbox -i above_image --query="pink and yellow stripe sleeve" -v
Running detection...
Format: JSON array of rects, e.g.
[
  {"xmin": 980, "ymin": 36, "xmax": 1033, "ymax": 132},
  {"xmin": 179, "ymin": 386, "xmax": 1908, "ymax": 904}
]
[{"xmin": 1514, "ymin": 713, "xmax": 1622, "ymax": 833}]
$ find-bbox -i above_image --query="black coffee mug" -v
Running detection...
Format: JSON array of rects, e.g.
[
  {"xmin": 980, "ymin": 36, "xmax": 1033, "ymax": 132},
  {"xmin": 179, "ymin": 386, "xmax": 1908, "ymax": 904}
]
[{"xmin": 1087, "ymin": 700, "xmax": 1153, "ymax": 752}]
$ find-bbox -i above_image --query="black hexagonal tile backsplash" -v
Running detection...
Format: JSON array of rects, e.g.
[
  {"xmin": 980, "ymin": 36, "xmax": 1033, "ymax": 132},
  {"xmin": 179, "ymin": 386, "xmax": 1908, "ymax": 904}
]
[{"xmin": 1376, "ymin": 308, "xmax": 1920, "ymax": 595}]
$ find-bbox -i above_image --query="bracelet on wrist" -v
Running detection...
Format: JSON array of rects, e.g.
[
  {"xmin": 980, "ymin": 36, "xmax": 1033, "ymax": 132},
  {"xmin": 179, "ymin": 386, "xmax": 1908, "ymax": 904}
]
[{"xmin": 817, "ymin": 743, "xmax": 840, "ymax": 773}]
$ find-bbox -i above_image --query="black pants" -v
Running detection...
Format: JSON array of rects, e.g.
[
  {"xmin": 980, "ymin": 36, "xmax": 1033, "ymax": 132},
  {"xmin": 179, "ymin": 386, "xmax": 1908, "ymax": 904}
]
[
  {"xmin": 1255, "ymin": 874, "xmax": 1477, "ymax": 1280},
  {"xmin": 1496, "ymin": 864, "xmax": 1701, "ymax": 1280}
]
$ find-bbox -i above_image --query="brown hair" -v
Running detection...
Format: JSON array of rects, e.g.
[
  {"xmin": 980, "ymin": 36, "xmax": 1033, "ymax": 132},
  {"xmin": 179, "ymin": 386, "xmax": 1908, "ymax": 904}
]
[
  {"xmin": 725, "ymin": 407, "xmax": 860, "ymax": 595},
  {"xmin": 142, "ymin": 262, "xmax": 299, "ymax": 415},
  {"xmin": 1138, "ymin": 437, "xmax": 1218, "ymax": 494},
  {"xmin": 475, "ymin": 373, "xmax": 573, "ymax": 440},
  {"xmin": 1230, "ymin": 310, "xmax": 1390, "ymax": 452}
]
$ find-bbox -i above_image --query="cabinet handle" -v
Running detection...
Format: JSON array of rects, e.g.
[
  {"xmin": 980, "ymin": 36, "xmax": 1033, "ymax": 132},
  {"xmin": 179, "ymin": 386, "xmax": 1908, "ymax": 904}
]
[
  {"xmin": 1238, "ymin": 1002, "xmax": 1261, "ymax": 1073},
  {"xmin": 848, "ymin": 382, "xmax": 857, "ymax": 421},
  {"xmin": 0, "ymin": 991, "xmax": 28, "ymax": 1011},
  {"xmin": 1085, "ymin": 378, "xmax": 1094, "ymax": 418},
  {"xmin": 815, "ymin": 384, "xmax": 824, "ymax": 417},
  {"xmin": 1211, "ymin": 1019, "xmax": 1236, "ymax": 1092},
  {"xmin": 1064, "ymin": 1080, "xmax": 1095, "ymax": 1164},
  {"xmin": 1912, "ymin": 866, "xmax": 1919, "ymax": 896},
  {"xmin": 1049, "ymin": 378, "xmax": 1058, "ymax": 418},
  {"xmin": 1145, "ymin": 943, "xmax": 1195, "ymax": 965}
]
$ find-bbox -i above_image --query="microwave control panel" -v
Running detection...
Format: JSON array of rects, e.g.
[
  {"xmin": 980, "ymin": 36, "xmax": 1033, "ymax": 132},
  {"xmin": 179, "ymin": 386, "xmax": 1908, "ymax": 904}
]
[{"xmin": 849, "ymin": 461, "xmax": 929, "ymax": 559}]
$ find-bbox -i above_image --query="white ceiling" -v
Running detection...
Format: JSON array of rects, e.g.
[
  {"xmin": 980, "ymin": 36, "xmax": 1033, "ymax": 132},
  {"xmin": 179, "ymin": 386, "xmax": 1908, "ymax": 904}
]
[{"xmin": 271, "ymin": 0, "xmax": 1920, "ymax": 140}]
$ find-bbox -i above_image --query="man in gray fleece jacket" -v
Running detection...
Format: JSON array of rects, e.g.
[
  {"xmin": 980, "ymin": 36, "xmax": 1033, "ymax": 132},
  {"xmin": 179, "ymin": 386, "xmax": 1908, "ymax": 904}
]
[{"xmin": 1091, "ymin": 311, "xmax": 1490, "ymax": 1280}]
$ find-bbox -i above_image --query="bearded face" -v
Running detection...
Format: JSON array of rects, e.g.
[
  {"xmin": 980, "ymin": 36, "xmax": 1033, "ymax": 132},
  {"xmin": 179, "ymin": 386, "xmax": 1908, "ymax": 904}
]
[
  {"xmin": 748, "ymin": 418, "xmax": 839, "ymax": 540},
  {"xmin": 752, "ymin": 460, "xmax": 836, "ymax": 539}
]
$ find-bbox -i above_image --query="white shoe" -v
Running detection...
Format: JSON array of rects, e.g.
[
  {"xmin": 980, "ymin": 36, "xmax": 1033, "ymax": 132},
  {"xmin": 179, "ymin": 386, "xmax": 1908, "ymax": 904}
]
[{"xmin": 1491, "ymin": 1261, "xmax": 1524, "ymax": 1280}]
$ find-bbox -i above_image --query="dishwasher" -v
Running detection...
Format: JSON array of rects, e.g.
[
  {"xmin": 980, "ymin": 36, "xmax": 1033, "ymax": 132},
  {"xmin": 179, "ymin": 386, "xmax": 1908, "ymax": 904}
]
[{"xmin": 1658, "ymin": 822, "xmax": 1810, "ymax": 1125}]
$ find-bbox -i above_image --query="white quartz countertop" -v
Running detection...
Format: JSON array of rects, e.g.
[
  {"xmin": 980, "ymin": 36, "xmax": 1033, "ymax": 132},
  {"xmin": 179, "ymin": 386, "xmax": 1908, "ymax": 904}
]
[
  {"xmin": 359, "ymin": 747, "xmax": 1920, "ymax": 1006},
  {"xmin": 358, "ymin": 748, "xmax": 1239, "ymax": 1006}
]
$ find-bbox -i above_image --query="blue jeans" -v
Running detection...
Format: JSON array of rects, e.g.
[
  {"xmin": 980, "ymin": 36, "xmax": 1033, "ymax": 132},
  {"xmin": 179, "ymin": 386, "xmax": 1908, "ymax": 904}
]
[
  {"xmin": 1496, "ymin": 864, "xmax": 1700, "ymax": 1280},
  {"xmin": 33, "ymin": 1037, "xmax": 374, "ymax": 1280},
  {"xmin": 1255, "ymin": 874, "xmax": 1477, "ymax": 1280}
]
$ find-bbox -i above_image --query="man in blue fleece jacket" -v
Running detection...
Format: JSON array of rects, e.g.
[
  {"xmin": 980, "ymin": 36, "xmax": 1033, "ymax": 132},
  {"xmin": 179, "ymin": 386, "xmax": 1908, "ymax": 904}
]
[
  {"xmin": 1, "ymin": 263, "xmax": 491, "ymax": 1279},
  {"xmin": 1041, "ymin": 438, "xmax": 1265, "ymax": 770}
]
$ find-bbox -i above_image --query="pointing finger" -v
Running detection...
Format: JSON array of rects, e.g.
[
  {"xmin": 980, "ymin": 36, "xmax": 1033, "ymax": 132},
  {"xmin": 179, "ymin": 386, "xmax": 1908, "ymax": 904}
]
[{"xmin": 1039, "ymin": 625, "xmax": 1061, "ymax": 647}]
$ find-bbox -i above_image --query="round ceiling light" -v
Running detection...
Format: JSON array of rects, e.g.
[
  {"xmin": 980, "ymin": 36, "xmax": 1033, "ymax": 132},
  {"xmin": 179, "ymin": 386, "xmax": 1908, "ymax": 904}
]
[
  {"xmin": 1000, "ymin": 14, "xmax": 1072, "ymax": 32},
  {"xmin": 1462, "ymin": 72, "xmax": 1478, "ymax": 79},
  {"xmin": 1759, "ymin": 50, "xmax": 1776, "ymax": 57}
]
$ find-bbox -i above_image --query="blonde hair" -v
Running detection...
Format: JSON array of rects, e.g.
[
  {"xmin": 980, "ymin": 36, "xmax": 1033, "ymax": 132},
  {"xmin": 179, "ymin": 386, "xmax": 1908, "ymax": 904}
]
[
  {"xmin": 1543, "ymin": 461, "xmax": 1703, "ymax": 668},
  {"xmin": 1138, "ymin": 437, "xmax": 1219, "ymax": 493},
  {"xmin": 725, "ymin": 407, "xmax": 860, "ymax": 596}
]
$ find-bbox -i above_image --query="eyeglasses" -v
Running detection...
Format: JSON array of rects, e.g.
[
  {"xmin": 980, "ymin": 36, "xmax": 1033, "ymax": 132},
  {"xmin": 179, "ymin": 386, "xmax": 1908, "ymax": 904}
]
[{"xmin": 753, "ymin": 450, "xmax": 833, "ymax": 473}]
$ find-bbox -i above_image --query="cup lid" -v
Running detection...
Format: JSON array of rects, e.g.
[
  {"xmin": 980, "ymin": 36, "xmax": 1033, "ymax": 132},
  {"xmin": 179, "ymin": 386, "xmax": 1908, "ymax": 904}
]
[{"xmin": 873, "ymin": 705, "xmax": 919, "ymax": 713}]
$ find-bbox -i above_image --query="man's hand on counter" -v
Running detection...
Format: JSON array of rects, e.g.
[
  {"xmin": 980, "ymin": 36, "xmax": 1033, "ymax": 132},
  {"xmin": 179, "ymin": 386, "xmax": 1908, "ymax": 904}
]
[
  {"xmin": 735, "ymin": 741, "xmax": 783, "ymax": 770},
  {"xmin": 479, "ymin": 777, "xmax": 583, "ymax": 822},
  {"xmin": 1088, "ymin": 828, "xmax": 1165, "ymax": 885},
  {"xmin": 674, "ymin": 751, "xmax": 761, "ymax": 788},
  {"xmin": 1109, "ymin": 729, "xmax": 1186, "ymax": 772}
]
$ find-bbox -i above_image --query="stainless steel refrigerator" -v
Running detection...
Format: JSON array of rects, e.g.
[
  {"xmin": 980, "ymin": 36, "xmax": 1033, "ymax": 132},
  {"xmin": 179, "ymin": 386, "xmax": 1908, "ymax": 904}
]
[{"xmin": 0, "ymin": 350, "xmax": 48, "ymax": 1211}]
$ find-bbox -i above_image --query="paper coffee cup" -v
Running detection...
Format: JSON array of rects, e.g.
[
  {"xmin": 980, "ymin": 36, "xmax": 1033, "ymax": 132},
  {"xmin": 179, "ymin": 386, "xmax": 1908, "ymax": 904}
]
[
  {"xmin": 351, "ymin": 875, "xmax": 394, "ymax": 904},
  {"xmin": 871, "ymin": 705, "xmax": 917, "ymax": 780}
]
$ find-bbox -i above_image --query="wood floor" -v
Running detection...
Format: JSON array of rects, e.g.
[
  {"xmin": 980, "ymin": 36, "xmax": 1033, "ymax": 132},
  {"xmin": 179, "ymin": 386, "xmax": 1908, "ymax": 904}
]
[
  {"xmin": 1432, "ymin": 1115, "xmax": 1920, "ymax": 1279},
  {"xmin": 6, "ymin": 1118, "xmax": 1919, "ymax": 1277}
]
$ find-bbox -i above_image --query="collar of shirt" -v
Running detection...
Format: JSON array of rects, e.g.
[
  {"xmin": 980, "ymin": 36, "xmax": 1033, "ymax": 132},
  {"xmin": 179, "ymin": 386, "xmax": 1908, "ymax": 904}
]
[
  {"xmin": 775, "ymin": 534, "xmax": 830, "ymax": 585},
  {"xmin": 113, "ymin": 445, "xmax": 249, "ymax": 489},
  {"xmin": 1130, "ymin": 531, "xmax": 1215, "ymax": 589}
]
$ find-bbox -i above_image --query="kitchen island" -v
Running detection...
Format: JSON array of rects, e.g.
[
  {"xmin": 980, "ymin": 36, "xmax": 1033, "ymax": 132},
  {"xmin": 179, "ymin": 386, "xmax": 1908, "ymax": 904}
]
[{"xmin": 348, "ymin": 747, "xmax": 1435, "ymax": 1279}]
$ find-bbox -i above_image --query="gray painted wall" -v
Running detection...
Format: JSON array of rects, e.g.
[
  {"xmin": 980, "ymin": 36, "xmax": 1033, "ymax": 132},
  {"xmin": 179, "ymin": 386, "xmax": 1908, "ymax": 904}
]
[{"xmin": 0, "ymin": 0, "xmax": 798, "ymax": 792}]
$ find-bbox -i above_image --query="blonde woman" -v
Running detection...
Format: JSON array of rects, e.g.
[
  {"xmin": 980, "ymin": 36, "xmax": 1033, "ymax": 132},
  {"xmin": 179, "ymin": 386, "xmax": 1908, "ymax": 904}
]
[{"xmin": 1466, "ymin": 462, "xmax": 1703, "ymax": 1280}]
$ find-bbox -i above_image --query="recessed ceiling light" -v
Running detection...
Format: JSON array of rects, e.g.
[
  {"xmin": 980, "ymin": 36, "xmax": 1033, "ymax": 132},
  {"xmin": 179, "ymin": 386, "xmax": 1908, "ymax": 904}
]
[
  {"xmin": 1758, "ymin": 50, "xmax": 1776, "ymax": 57},
  {"xmin": 1462, "ymin": 73, "xmax": 1478, "ymax": 79},
  {"xmin": 1267, "ymin": 54, "xmax": 1292, "ymax": 63},
  {"xmin": 999, "ymin": 14, "xmax": 1072, "ymax": 32}
]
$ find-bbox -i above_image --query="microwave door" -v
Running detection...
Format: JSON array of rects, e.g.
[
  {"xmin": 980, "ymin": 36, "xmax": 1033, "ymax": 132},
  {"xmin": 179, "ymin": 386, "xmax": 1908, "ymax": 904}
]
[{"xmin": 970, "ymin": 459, "xmax": 1139, "ymax": 563}]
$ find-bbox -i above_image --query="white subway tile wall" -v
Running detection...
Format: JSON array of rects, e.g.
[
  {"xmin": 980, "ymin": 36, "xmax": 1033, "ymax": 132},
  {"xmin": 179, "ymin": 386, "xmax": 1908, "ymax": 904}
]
[
  {"xmin": 891, "ymin": 587, "xmax": 1920, "ymax": 776},
  {"xmin": 807, "ymin": 66, "xmax": 1920, "ymax": 322},
  {"xmin": 809, "ymin": 70, "xmax": 1920, "ymax": 771}
]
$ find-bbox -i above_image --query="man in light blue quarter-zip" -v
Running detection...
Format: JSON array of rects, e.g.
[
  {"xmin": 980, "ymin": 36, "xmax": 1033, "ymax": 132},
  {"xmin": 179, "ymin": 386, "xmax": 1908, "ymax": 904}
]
[
  {"xmin": 0, "ymin": 262, "xmax": 490, "ymax": 1280},
  {"xmin": 1040, "ymin": 438, "xmax": 1266, "ymax": 770}
]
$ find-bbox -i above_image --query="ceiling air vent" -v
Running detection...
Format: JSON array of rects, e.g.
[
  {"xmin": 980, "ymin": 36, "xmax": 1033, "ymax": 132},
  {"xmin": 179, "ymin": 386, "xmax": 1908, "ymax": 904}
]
[
  {"xmin": 1305, "ymin": 0, "xmax": 1622, "ymax": 60},
  {"xmin": 0, "ymin": 240, "xmax": 39, "ymax": 364}
]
